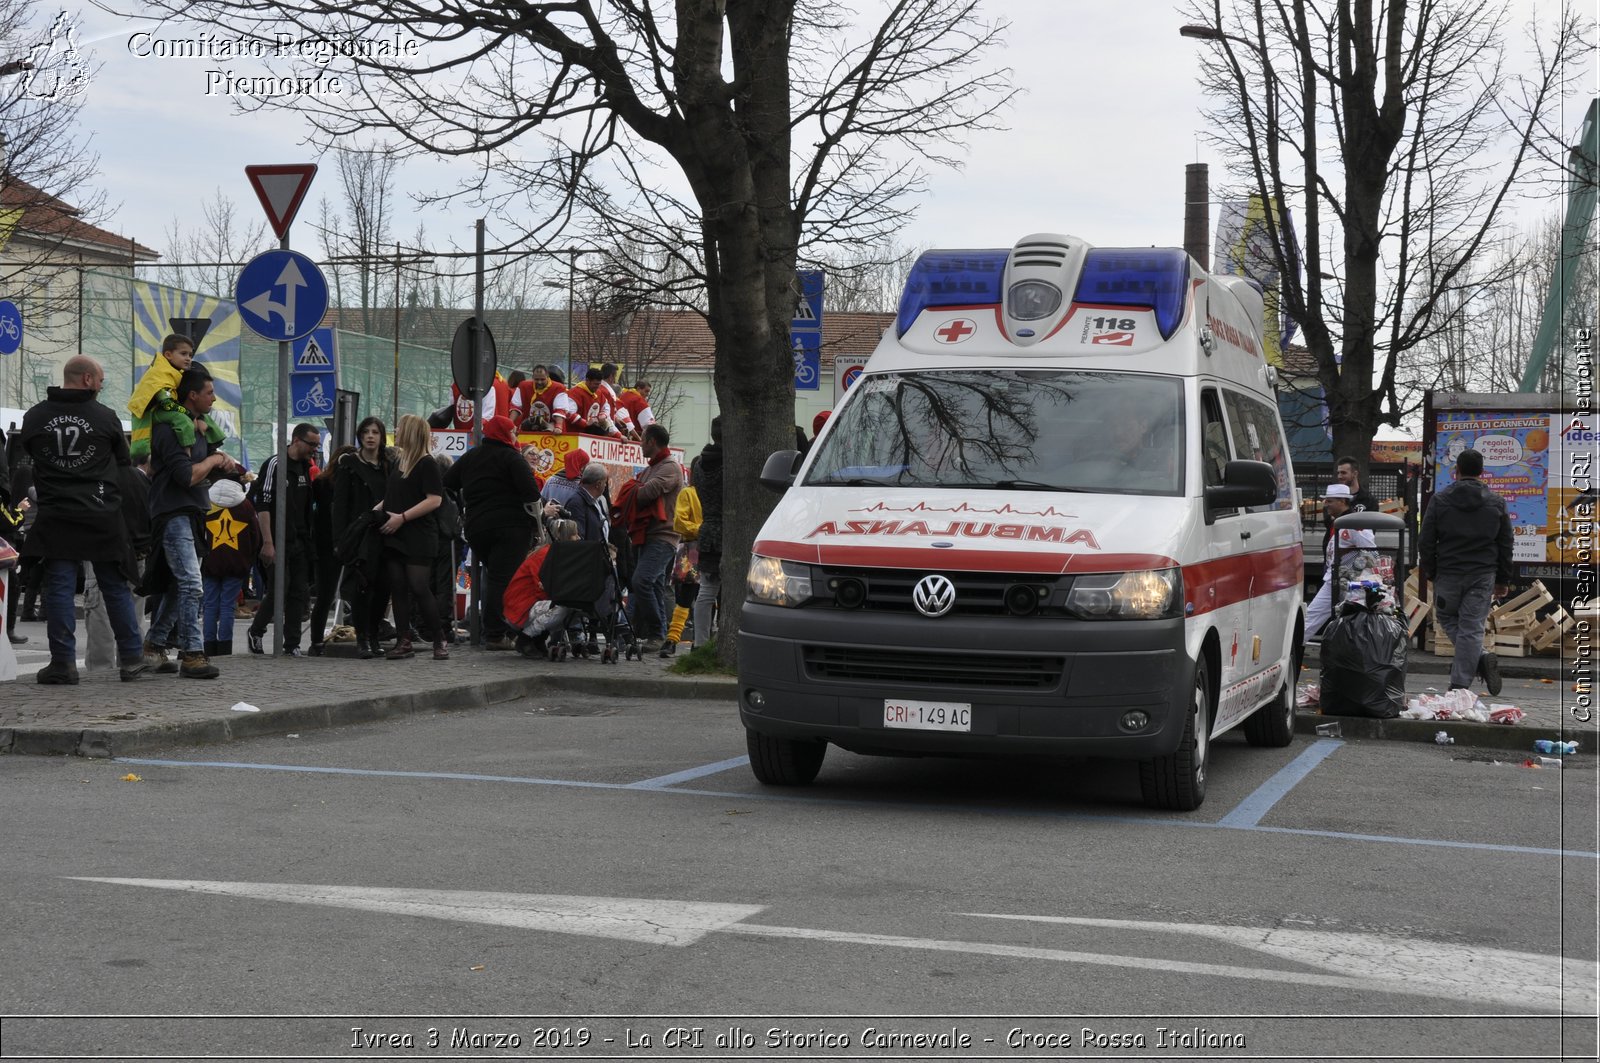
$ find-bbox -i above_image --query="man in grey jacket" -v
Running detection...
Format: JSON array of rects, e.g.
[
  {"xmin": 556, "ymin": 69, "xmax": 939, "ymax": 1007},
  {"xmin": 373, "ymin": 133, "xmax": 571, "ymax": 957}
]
[{"xmin": 1419, "ymin": 448, "xmax": 1514, "ymax": 695}]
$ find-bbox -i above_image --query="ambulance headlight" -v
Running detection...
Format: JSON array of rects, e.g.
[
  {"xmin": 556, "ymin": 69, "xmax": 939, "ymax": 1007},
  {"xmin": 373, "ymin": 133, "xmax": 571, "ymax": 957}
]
[
  {"xmin": 747, "ymin": 555, "xmax": 814, "ymax": 608},
  {"xmin": 1066, "ymin": 569, "xmax": 1181, "ymax": 620}
]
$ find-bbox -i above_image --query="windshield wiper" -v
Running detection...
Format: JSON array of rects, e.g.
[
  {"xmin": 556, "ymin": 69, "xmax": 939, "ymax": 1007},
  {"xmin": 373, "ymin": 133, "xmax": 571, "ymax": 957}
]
[
  {"xmin": 989, "ymin": 479, "xmax": 1091, "ymax": 492},
  {"xmin": 825, "ymin": 476, "xmax": 902, "ymax": 487}
]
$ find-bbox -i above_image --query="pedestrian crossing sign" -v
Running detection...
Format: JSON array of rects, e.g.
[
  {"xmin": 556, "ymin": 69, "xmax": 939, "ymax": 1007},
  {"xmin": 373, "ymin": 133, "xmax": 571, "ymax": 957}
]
[{"xmin": 290, "ymin": 327, "xmax": 337, "ymax": 376}]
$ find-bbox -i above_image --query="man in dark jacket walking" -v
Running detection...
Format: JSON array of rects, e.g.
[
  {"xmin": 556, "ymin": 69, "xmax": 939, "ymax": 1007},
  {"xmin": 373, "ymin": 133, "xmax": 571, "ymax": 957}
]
[
  {"xmin": 442, "ymin": 415, "xmax": 545, "ymax": 648},
  {"xmin": 18, "ymin": 355, "xmax": 148, "ymax": 683},
  {"xmin": 1420, "ymin": 447, "xmax": 1514, "ymax": 695}
]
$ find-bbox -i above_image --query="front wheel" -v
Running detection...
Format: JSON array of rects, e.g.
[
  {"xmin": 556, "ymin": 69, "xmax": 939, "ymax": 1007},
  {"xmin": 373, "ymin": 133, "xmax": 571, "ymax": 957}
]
[
  {"xmin": 746, "ymin": 729, "xmax": 826, "ymax": 786},
  {"xmin": 1140, "ymin": 654, "xmax": 1211, "ymax": 811},
  {"xmin": 1245, "ymin": 636, "xmax": 1301, "ymax": 748}
]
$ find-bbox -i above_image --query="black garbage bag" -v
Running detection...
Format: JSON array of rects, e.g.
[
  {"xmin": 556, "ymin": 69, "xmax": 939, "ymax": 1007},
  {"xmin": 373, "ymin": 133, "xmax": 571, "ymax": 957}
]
[{"xmin": 1320, "ymin": 602, "xmax": 1407, "ymax": 718}]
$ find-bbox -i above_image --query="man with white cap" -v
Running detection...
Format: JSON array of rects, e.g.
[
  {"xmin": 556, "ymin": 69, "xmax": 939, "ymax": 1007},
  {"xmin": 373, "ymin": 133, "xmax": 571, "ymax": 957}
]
[{"xmin": 1306, "ymin": 483, "xmax": 1378, "ymax": 637}]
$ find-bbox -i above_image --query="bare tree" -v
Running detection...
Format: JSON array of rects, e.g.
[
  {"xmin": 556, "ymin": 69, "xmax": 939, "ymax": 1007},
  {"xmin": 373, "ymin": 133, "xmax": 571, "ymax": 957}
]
[
  {"xmin": 156, "ymin": 189, "xmax": 268, "ymax": 295},
  {"xmin": 813, "ymin": 240, "xmax": 921, "ymax": 313},
  {"xmin": 1183, "ymin": 0, "xmax": 1589, "ymax": 479},
  {"xmin": 1402, "ymin": 211, "xmax": 1599, "ymax": 399},
  {"xmin": 0, "ymin": 1, "xmax": 103, "ymax": 321}
]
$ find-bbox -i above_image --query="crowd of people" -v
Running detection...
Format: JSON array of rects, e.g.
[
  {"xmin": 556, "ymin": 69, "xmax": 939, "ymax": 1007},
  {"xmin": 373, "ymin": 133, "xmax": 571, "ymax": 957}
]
[{"xmin": 0, "ymin": 339, "xmax": 723, "ymax": 684}]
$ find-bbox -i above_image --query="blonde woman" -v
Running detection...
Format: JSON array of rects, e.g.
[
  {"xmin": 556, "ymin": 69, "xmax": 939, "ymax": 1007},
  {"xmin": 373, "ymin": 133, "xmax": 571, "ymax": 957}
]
[{"xmin": 378, "ymin": 414, "xmax": 447, "ymax": 660}]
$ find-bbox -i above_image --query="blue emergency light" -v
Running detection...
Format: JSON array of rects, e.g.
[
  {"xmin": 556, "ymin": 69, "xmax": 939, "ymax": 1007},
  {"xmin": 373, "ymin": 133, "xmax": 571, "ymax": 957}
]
[
  {"xmin": 1071, "ymin": 248, "xmax": 1191, "ymax": 340},
  {"xmin": 895, "ymin": 250, "xmax": 1008, "ymax": 336}
]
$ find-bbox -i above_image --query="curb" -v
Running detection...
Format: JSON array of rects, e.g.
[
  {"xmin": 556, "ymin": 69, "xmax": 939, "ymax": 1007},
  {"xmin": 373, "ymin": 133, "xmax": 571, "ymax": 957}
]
[
  {"xmin": 1293, "ymin": 711, "xmax": 1584, "ymax": 752},
  {"xmin": 3, "ymin": 670, "xmax": 740, "ymax": 760}
]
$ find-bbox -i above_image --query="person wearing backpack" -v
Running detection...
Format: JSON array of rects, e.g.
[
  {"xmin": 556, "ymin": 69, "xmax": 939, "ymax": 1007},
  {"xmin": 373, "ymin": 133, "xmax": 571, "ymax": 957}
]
[{"xmin": 626, "ymin": 423, "xmax": 682, "ymax": 653}]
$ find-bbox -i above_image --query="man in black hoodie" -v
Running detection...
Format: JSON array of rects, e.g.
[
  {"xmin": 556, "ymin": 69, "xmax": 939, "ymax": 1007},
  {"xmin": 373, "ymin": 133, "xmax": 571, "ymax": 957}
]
[
  {"xmin": 1420, "ymin": 448, "xmax": 1513, "ymax": 695},
  {"xmin": 17, "ymin": 356, "xmax": 148, "ymax": 683}
]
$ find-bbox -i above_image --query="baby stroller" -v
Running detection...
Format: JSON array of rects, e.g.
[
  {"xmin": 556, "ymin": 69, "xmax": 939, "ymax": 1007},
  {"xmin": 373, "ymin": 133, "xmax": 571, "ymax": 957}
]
[{"xmin": 537, "ymin": 538, "xmax": 640, "ymax": 663}]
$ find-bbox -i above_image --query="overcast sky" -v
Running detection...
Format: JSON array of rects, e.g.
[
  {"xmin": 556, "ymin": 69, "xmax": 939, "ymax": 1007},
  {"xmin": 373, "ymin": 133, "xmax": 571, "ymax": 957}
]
[{"xmin": 26, "ymin": 1, "xmax": 1600, "ymax": 285}]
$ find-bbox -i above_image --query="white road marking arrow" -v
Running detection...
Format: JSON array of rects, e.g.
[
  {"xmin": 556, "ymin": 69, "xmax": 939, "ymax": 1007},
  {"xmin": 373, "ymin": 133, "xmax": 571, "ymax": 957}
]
[
  {"xmin": 69, "ymin": 879, "xmax": 1592, "ymax": 1014},
  {"xmin": 241, "ymin": 259, "xmax": 309, "ymax": 332},
  {"xmin": 70, "ymin": 878, "xmax": 761, "ymax": 946}
]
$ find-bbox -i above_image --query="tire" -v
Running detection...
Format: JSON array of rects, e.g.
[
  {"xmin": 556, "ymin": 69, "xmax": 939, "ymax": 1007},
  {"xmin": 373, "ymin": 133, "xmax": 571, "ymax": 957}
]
[
  {"xmin": 1245, "ymin": 635, "xmax": 1301, "ymax": 748},
  {"xmin": 1140, "ymin": 654, "xmax": 1211, "ymax": 811},
  {"xmin": 746, "ymin": 728, "xmax": 827, "ymax": 786}
]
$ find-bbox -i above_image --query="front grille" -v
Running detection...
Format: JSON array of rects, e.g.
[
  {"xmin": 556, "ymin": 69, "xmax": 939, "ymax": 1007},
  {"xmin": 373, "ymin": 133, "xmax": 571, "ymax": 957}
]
[
  {"xmin": 803, "ymin": 646, "xmax": 1063, "ymax": 690},
  {"xmin": 816, "ymin": 566, "xmax": 1066, "ymax": 616}
]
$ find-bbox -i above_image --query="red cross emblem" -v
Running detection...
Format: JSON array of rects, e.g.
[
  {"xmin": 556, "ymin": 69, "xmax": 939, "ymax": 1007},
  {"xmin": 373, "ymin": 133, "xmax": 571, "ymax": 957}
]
[{"xmin": 935, "ymin": 318, "xmax": 976, "ymax": 344}]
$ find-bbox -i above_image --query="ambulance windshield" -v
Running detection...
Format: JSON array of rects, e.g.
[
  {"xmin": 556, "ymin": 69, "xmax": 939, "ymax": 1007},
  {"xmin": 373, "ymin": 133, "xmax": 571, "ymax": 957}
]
[{"xmin": 806, "ymin": 370, "xmax": 1184, "ymax": 495}]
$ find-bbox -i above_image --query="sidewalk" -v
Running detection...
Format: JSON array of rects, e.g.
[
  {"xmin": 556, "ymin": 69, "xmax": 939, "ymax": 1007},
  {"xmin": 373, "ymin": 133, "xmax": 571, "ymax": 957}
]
[
  {"xmin": 2, "ymin": 619, "xmax": 730, "ymax": 758},
  {"xmin": 1, "ymin": 619, "xmax": 1589, "ymax": 758}
]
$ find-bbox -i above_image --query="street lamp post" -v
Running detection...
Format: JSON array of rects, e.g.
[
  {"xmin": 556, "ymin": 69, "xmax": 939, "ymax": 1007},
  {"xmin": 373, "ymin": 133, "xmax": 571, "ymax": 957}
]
[{"xmin": 541, "ymin": 278, "xmax": 571, "ymax": 377}]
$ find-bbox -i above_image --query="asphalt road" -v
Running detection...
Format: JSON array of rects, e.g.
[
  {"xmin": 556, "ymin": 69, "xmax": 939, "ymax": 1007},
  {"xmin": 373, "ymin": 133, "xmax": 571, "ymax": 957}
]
[{"xmin": 3, "ymin": 688, "xmax": 1596, "ymax": 1062}]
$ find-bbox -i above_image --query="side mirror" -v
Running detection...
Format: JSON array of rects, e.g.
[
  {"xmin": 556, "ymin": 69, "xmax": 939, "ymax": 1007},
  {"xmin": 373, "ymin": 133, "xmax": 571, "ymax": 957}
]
[
  {"xmin": 1204, "ymin": 459, "xmax": 1278, "ymax": 511},
  {"xmin": 759, "ymin": 450, "xmax": 803, "ymax": 493}
]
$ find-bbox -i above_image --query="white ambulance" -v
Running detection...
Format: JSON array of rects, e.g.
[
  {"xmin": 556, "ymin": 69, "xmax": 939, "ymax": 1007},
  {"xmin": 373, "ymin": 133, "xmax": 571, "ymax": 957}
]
[{"xmin": 739, "ymin": 234, "xmax": 1304, "ymax": 810}]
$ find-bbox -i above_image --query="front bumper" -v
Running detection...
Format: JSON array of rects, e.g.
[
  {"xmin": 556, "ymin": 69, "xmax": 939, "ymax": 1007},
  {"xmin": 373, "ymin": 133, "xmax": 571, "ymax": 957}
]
[{"xmin": 737, "ymin": 604, "xmax": 1193, "ymax": 760}]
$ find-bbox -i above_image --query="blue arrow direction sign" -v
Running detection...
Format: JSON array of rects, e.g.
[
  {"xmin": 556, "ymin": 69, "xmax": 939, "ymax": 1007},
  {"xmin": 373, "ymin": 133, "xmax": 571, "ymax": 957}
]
[
  {"xmin": 0, "ymin": 300, "xmax": 21, "ymax": 355},
  {"xmin": 290, "ymin": 327, "xmax": 337, "ymax": 377},
  {"xmin": 791, "ymin": 329, "xmax": 821, "ymax": 392},
  {"xmin": 290, "ymin": 372, "xmax": 336, "ymax": 418},
  {"xmin": 236, "ymin": 249, "xmax": 328, "ymax": 342}
]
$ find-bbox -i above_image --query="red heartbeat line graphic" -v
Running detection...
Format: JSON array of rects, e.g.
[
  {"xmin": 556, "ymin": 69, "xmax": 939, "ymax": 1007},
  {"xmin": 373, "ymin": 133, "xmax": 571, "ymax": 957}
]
[{"xmin": 849, "ymin": 501, "xmax": 1077, "ymax": 518}]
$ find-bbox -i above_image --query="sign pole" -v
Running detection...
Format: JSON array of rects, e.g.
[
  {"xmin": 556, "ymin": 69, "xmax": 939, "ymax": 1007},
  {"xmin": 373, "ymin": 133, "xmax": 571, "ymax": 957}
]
[
  {"xmin": 469, "ymin": 219, "xmax": 486, "ymax": 646},
  {"xmin": 273, "ymin": 229, "xmax": 289, "ymax": 659},
  {"xmin": 245, "ymin": 162, "xmax": 320, "ymax": 660}
]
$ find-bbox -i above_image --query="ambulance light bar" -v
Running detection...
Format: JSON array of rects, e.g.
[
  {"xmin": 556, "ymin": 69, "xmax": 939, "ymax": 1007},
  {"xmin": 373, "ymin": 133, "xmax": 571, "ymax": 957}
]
[
  {"xmin": 895, "ymin": 250, "xmax": 1009, "ymax": 336},
  {"xmin": 1071, "ymin": 248, "xmax": 1191, "ymax": 340}
]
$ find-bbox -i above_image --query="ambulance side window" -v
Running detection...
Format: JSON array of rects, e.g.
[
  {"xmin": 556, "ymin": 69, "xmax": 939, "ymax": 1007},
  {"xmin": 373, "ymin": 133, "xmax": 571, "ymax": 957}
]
[
  {"xmin": 1200, "ymin": 388, "xmax": 1234, "ymax": 497},
  {"xmin": 1222, "ymin": 390, "xmax": 1294, "ymax": 514}
]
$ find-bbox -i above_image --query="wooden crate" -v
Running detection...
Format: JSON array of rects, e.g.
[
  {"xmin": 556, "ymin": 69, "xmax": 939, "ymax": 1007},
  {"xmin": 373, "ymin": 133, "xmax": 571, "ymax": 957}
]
[
  {"xmin": 1489, "ymin": 630, "xmax": 1533, "ymax": 657},
  {"xmin": 1491, "ymin": 581, "xmax": 1554, "ymax": 630},
  {"xmin": 1528, "ymin": 609, "xmax": 1575, "ymax": 654},
  {"xmin": 1404, "ymin": 595, "xmax": 1432, "ymax": 638}
]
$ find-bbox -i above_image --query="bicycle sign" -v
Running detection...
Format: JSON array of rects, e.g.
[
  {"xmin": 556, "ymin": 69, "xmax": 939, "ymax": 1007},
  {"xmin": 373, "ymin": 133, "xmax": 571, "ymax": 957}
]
[
  {"xmin": 791, "ymin": 329, "xmax": 820, "ymax": 391},
  {"xmin": 290, "ymin": 372, "xmax": 335, "ymax": 417},
  {"xmin": 0, "ymin": 300, "xmax": 21, "ymax": 356}
]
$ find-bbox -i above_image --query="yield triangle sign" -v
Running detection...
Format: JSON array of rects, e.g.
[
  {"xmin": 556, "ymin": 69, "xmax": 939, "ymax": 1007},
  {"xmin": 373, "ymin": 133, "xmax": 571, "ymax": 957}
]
[{"xmin": 245, "ymin": 164, "xmax": 318, "ymax": 240}]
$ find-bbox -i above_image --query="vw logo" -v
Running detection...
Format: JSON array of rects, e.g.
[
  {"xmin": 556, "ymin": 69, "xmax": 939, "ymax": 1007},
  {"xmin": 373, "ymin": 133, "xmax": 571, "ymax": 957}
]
[{"xmin": 912, "ymin": 574, "xmax": 957, "ymax": 618}]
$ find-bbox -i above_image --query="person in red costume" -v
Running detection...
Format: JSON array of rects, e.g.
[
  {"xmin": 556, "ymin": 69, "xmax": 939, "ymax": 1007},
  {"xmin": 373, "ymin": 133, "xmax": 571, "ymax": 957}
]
[
  {"xmin": 449, "ymin": 372, "xmax": 511, "ymax": 430},
  {"xmin": 567, "ymin": 367, "xmax": 621, "ymax": 438},
  {"xmin": 513, "ymin": 364, "xmax": 576, "ymax": 433}
]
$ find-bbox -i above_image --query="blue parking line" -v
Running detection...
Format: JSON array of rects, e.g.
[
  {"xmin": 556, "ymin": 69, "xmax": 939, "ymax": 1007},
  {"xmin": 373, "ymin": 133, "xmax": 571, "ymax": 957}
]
[
  {"xmin": 113, "ymin": 755, "xmax": 1600, "ymax": 860},
  {"xmin": 1216, "ymin": 738, "xmax": 1344, "ymax": 828},
  {"xmin": 628, "ymin": 755, "xmax": 751, "ymax": 789}
]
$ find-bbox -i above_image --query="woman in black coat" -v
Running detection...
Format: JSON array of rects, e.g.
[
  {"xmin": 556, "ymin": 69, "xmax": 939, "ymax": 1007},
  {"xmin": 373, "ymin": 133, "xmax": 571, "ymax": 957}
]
[
  {"xmin": 331, "ymin": 417, "xmax": 394, "ymax": 658},
  {"xmin": 378, "ymin": 414, "xmax": 447, "ymax": 660}
]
